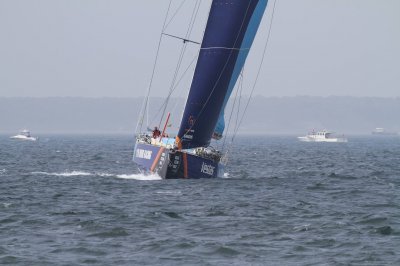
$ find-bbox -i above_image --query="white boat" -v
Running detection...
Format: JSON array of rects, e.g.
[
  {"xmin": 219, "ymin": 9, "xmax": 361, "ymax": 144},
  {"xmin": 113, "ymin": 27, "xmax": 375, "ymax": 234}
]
[
  {"xmin": 371, "ymin": 128, "xmax": 398, "ymax": 136},
  {"xmin": 10, "ymin": 130, "xmax": 37, "ymax": 141},
  {"xmin": 298, "ymin": 130, "xmax": 347, "ymax": 143}
]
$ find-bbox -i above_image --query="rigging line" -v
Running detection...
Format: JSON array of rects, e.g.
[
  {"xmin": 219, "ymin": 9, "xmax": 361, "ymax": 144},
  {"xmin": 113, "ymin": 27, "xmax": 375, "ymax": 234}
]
[
  {"xmin": 148, "ymin": 55, "xmax": 197, "ymax": 128},
  {"xmin": 145, "ymin": 92, "xmax": 151, "ymax": 132},
  {"xmin": 234, "ymin": 70, "xmax": 244, "ymax": 138},
  {"xmin": 222, "ymin": 69, "xmax": 243, "ymax": 151},
  {"xmin": 219, "ymin": 71, "xmax": 240, "ymax": 151},
  {"xmin": 157, "ymin": 0, "xmax": 200, "ymax": 127},
  {"xmin": 179, "ymin": 0, "xmax": 255, "ymax": 143},
  {"xmin": 157, "ymin": 0, "xmax": 201, "ymax": 126},
  {"xmin": 186, "ymin": 0, "xmax": 202, "ymax": 38},
  {"xmin": 231, "ymin": 0, "xmax": 278, "ymax": 145},
  {"xmin": 226, "ymin": 66, "xmax": 245, "ymax": 142},
  {"xmin": 223, "ymin": 68, "xmax": 244, "ymax": 161},
  {"xmin": 134, "ymin": 96, "xmax": 147, "ymax": 134},
  {"xmin": 221, "ymin": 69, "xmax": 242, "ymax": 150},
  {"xmin": 165, "ymin": 0, "xmax": 188, "ymax": 30},
  {"xmin": 158, "ymin": 42, "xmax": 189, "ymax": 128},
  {"xmin": 150, "ymin": 56, "xmax": 197, "ymax": 127},
  {"xmin": 138, "ymin": 0, "xmax": 173, "ymax": 133},
  {"xmin": 157, "ymin": 0, "xmax": 202, "ymax": 128}
]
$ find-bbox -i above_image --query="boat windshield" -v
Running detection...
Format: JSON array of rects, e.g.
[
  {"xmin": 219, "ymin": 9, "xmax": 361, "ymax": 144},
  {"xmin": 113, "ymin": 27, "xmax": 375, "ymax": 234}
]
[{"xmin": 20, "ymin": 130, "xmax": 31, "ymax": 137}]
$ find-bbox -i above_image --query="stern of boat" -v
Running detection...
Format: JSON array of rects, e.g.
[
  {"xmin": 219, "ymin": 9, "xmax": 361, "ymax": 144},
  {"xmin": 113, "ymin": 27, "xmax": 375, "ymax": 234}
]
[{"xmin": 133, "ymin": 140, "xmax": 170, "ymax": 178}]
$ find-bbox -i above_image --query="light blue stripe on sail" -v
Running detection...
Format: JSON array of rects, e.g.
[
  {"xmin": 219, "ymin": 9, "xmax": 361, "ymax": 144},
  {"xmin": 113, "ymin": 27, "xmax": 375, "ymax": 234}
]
[{"xmin": 214, "ymin": 0, "xmax": 268, "ymax": 138}]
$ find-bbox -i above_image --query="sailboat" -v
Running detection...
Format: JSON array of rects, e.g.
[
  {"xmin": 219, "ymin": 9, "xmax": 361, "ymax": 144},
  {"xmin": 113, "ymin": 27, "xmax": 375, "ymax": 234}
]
[{"xmin": 134, "ymin": 0, "xmax": 269, "ymax": 179}]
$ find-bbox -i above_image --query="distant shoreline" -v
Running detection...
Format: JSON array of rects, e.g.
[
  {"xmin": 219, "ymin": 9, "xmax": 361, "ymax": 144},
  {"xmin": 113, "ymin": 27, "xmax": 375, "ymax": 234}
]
[{"xmin": 1, "ymin": 96, "xmax": 399, "ymax": 135}]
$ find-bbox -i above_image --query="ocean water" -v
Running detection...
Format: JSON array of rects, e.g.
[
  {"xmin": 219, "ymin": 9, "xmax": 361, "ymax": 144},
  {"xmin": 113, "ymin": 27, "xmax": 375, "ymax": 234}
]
[{"xmin": 0, "ymin": 135, "xmax": 399, "ymax": 265}]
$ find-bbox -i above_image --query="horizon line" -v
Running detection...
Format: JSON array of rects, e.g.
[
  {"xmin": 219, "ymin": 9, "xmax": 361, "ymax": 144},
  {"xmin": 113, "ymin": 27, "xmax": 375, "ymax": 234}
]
[{"xmin": 1, "ymin": 95, "xmax": 400, "ymax": 100}]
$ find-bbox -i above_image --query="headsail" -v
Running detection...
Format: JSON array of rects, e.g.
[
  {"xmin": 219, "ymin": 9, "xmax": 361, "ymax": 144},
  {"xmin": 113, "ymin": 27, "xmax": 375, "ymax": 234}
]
[
  {"xmin": 214, "ymin": 0, "xmax": 268, "ymax": 139},
  {"xmin": 177, "ymin": 0, "xmax": 268, "ymax": 149}
]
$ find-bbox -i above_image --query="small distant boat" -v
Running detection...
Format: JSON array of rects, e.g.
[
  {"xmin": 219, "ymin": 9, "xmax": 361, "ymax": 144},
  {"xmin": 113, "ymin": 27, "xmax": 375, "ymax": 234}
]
[
  {"xmin": 10, "ymin": 130, "xmax": 37, "ymax": 141},
  {"xmin": 371, "ymin": 128, "xmax": 398, "ymax": 136},
  {"xmin": 298, "ymin": 130, "xmax": 347, "ymax": 143}
]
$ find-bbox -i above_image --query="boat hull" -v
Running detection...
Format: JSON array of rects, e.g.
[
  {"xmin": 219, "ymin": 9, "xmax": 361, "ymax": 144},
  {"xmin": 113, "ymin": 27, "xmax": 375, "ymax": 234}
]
[
  {"xmin": 10, "ymin": 135, "xmax": 37, "ymax": 141},
  {"xmin": 133, "ymin": 142, "xmax": 223, "ymax": 179},
  {"xmin": 297, "ymin": 136, "xmax": 347, "ymax": 143}
]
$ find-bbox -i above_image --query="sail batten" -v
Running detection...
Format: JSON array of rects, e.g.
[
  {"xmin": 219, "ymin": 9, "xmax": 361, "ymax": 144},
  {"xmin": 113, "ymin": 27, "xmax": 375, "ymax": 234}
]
[{"xmin": 177, "ymin": 0, "xmax": 268, "ymax": 149}]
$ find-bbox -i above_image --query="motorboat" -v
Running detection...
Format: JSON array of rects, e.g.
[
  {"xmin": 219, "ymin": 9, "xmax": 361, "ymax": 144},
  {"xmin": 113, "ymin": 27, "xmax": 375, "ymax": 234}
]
[
  {"xmin": 298, "ymin": 130, "xmax": 347, "ymax": 143},
  {"xmin": 371, "ymin": 128, "xmax": 398, "ymax": 136},
  {"xmin": 10, "ymin": 130, "xmax": 37, "ymax": 141}
]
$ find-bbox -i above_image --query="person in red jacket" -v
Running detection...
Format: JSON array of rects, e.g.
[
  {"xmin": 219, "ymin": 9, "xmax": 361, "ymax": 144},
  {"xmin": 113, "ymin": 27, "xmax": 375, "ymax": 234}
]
[{"xmin": 152, "ymin": 127, "xmax": 161, "ymax": 139}]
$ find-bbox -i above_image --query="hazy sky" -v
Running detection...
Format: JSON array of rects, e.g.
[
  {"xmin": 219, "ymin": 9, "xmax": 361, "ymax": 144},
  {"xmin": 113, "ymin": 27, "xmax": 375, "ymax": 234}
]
[{"xmin": 0, "ymin": 0, "xmax": 399, "ymax": 98}]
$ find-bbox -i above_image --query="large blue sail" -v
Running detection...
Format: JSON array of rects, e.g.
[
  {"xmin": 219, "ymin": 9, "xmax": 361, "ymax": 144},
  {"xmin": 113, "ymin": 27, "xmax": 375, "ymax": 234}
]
[
  {"xmin": 177, "ymin": 0, "xmax": 268, "ymax": 149},
  {"xmin": 214, "ymin": 0, "xmax": 268, "ymax": 139}
]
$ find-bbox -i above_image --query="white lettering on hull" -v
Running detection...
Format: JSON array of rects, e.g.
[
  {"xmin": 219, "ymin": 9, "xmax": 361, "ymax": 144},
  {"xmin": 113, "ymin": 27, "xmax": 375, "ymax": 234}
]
[
  {"xmin": 136, "ymin": 149, "xmax": 153, "ymax": 160},
  {"xmin": 201, "ymin": 162, "xmax": 215, "ymax": 176}
]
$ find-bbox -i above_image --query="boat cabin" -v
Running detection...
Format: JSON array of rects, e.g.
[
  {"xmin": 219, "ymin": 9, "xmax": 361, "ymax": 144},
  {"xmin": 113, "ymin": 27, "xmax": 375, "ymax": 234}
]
[
  {"xmin": 20, "ymin": 130, "xmax": 31, "ymax": 137},
  {"xmin": 310, "ymin": 130, "xmax": 333, "ymax": 139}
]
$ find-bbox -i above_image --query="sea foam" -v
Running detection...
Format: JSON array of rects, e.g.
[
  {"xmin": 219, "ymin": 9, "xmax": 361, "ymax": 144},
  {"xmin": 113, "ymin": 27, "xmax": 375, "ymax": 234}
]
[
  {"xmin": 31, "ymin": 171, "xmax": 92, "ymax": 177},
  {"xmin": 116, "ymin": 173, "xmax": 162, "ymax": 181},
  {"xmin": 31, "ymin": 171, "xmax": 161, "ymax": 180}
]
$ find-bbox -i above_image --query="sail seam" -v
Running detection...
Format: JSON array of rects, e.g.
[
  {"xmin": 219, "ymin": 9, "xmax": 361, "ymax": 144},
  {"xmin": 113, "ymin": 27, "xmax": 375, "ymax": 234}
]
[{"xmin": 201, "ymin": 47, "xmax": 250, "ymax": 51}]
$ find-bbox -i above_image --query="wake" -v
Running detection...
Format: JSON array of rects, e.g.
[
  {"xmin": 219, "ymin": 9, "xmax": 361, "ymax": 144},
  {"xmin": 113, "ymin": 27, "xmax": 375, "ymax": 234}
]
[
  {"xmin": 116, "ymin": 173, "xmax": 162, "ymax": 181},
  {"xmin": 30, "ymin": 171, "xmax": 162, "ymax": 181}
]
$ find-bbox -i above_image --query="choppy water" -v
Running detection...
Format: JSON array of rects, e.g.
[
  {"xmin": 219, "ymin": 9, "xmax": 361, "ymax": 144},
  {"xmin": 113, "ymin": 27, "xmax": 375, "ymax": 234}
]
[{"xmin": 0, "ymin": 135, "xmax": 399, "ymax": 265}]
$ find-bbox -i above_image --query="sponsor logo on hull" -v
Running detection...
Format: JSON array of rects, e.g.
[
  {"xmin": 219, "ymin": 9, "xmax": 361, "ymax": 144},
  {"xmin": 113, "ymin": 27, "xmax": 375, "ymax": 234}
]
[
  {"xmin": 135, "ymin": 149, "xmax": 152, "ymax": 160},
  {"xmin": 201, "ymin": 162, "xmax": 215, "ymax": 176}
]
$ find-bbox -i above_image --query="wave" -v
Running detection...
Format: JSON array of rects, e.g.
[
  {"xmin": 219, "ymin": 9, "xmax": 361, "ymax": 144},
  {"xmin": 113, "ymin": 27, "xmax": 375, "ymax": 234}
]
[
  {"xmin": 156, "ymin": 190, "xmax": 182, "ymax": 195},
  {"xmin": 30, "ymin": 171, "xmax": 161, "ymax": 180},
  {"xmin": 116, "ymin": 173, "xmax": 162, "ymax": 181},
  {"xmin": 293, "ymin": 224, "xmax": 312, "ymax": 232},
  {"xmin": 31, "ymin": 171, "xmax": 93, "ymax": 177},
  {"xmin": 1, "ymin": 203, "xmax": 12, "ymax": 208},
  {"xmin": 0, "ymin": 169, "xmax": 6, "ymax": 175}
]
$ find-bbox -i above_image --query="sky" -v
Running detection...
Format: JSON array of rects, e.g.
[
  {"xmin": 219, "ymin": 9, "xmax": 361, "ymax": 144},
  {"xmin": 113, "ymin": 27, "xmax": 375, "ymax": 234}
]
[{"xmin": 0, "ymin": 0, "xmax": 399, "ymax": 98}]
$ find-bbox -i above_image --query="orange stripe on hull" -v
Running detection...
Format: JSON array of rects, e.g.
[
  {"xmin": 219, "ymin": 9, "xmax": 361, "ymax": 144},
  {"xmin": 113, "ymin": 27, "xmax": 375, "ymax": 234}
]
[
  {"xmin": 150, "ymin": 147, "xmax": 165, "ymax": 172},
  {"xmin": 175, "ymin": 136, "xmax": 182, "ymax": 150},
  {"xmin": 183, "ymin": 153, "xmax": 188, "ymax": 178}
]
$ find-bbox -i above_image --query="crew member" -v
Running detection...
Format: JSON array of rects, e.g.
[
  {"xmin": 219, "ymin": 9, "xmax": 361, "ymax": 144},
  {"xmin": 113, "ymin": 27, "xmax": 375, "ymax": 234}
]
[{"xmin": 152, "ymin": 126, "xmax": 161, "ymax": 138}]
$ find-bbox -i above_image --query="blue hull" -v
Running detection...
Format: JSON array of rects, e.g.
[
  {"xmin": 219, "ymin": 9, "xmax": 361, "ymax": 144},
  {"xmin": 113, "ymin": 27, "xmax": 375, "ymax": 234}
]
[{"xmin": 133, "ymin": 142, "xmax": 223, "ymax": 179}]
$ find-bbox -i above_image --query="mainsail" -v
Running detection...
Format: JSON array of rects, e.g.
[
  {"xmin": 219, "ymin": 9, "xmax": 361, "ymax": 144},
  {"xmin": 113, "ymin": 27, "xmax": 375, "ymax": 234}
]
[{"xmin": 177, "ymin": 0, "xmax": 268, "ymax": 149}]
